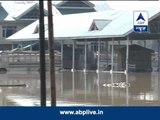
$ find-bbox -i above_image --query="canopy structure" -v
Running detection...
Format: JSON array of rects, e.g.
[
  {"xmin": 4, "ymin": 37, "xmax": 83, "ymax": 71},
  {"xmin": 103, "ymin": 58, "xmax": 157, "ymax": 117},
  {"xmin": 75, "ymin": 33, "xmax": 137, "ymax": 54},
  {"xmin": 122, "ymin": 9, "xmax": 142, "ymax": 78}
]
[
  {"xmin": 7, "ymin": 7, "xmax": 160, "ymax": 41},
  {"xmin": 6, "ymin": 6, "xmax": 160, "ymax": 73}
]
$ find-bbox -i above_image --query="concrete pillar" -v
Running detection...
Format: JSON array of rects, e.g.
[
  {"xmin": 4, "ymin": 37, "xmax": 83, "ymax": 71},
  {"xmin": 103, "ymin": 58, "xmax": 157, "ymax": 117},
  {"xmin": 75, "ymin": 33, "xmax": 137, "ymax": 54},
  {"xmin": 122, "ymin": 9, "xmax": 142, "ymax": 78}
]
[
  {"xmin": 97, "ymin": 72, "xmax": 100, "ymax": 103},
  {"xmin": 61, "ymin": 40, "xmax": 64, "ymax": 70},
  {"xmin": 30, "ymin": 41, "xmax": 32, "ymax": 51},
  {"xmin": 12, "ymin": 44, "xmax": 14, "ymax": 50},
  {"xmin": 84, "ymin": 39, "xmax": 87, "ymax": 72},
  {"xmin": 61, "ymin": 71, "xmax": 64, "ymax": 98},
  {"xmin": 111, "ymin": 73, "xmax": 114, "ymax": 105},
  {"xmin": 97, "ymin": 39, "xmax": 100, "ymax": 73},
  {"xmin": 126, "ymin": 72, "xmax": 129, "ymax": 106},
  {"xmin": 84, "ymin": 72, "xmax": 87, "ymax": 101},
  {"xmin": 71, "ymin": 41, "xmax": 75, "ymax": 72},
  {"xmin": 72, "ymin": 71, "xmax": 75, "ymax": 100},
  {"xmin": 125, "ymin": 36, "xmax": 129, "ymax": 73},
  {"xmin": 110, "ymin": 38, "xmax": 114, "ymax": 73}
]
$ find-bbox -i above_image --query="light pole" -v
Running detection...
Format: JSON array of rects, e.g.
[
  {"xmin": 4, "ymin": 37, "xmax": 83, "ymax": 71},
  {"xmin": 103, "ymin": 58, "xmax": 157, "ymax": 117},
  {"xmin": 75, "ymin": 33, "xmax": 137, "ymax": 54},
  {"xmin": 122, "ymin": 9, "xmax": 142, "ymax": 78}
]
[
  {"xmin": 48, "ymin": 0, "xmax": 56, "ymax": 106},
  {"xmin": 39, "ymin": 0, "xmax": 46, "ymax": 106}
]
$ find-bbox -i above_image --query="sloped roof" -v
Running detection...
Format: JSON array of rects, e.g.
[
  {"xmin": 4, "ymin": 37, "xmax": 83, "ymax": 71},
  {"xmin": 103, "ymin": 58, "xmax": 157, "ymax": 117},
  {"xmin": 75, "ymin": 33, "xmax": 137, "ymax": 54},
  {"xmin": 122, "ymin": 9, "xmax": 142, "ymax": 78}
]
[
  {"xmin": 0, "ymin": 5, "xmax": 8, "ymax": 20},
  {"xmin": 55, "ymin": 1, "xmax": 95, "ymax": 8},
  {"xmin": 0, "ymin": 1, "xmax": 61, "ymax": 21},
  {"xmin": 7, "ymin": 7, "xmax": 160, "ymax": 41},
  {"xmin": 53, "ymin": 1, "xmax": 112, "ymax": 11},
  {"xmin": 13, "ymin": 3, "xmax": 40, "ymax": 19},
  {"xmin": 6, "ymin": 10, "xmax": 114, "ymax": 41},
  {"xmin": 91, "ymin": 1, "xmax": 112, "ymax": 11},
  {"xmin": 1, "ymin": 1, "xmax": 36, "ymax": 21}
]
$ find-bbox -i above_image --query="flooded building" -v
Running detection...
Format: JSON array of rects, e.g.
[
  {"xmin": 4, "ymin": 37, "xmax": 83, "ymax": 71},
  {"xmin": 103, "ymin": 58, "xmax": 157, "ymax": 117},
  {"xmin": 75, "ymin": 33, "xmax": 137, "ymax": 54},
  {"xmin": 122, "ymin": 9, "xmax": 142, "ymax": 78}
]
[
  {"xmin": 0, "ymin": 1, "xmax": 61, "ymax": 50},
  {"xmin": 117, "ymin": 44, "xmax": 154, "ymax": 72},
  {"xmin": 1, "ymin": 1, "xmax": 160, "ymax": 106},
  {"xmin": 6, "ymin": 5, "xmax": 160, "ymax": 72}
]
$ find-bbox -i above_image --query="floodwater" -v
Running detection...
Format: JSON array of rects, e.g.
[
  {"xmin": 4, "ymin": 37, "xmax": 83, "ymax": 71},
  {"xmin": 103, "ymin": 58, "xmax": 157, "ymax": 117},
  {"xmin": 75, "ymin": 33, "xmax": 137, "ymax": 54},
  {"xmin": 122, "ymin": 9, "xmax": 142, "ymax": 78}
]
[{"xmin": 0, "ymin": 70, "xmax": 160, "ymax": 106}]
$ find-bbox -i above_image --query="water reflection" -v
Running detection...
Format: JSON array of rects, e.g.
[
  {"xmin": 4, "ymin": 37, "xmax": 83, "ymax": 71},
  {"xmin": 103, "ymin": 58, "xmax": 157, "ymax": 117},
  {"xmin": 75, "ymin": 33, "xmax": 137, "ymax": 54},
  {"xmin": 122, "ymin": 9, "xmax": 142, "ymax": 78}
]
[
  {"xmin": 0, "ymin": 70, "xmax": 160, "ymax": 106},
  {"xmin": 126, "ymin": 73, "xmax": 129, "ymax": 106},
  {"xmin": 72, "ymin": 71, "xmax": 75, "ymax": 101},
  {"xmin": 111, "ymin": 73, "xmax": 114, "ymax": 105},
  {"xmin": 59, "ymin": 71, "xmax": 160, "ymax": 106},
  {"xmin": 84, "ymin": 72, "xmax": 87, "ymax": 101}
]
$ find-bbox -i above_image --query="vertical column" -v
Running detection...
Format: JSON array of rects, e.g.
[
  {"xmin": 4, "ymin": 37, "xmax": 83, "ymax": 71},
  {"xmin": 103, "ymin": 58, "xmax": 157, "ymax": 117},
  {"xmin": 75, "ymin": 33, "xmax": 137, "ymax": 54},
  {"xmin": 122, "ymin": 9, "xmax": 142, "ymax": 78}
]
[
  {"xmin": 111, "ymin": 38, "xmax": 114, "ymax": 73},
  {"xmin": 61, "ymin": 40, "xmax": 64, "ymax": 70},
  {"xmin": 126, "ymin": 72, "xmax": 129, "ymax": 106},
  {"xmin": 97, "ymin": 39, "xmax": 100, "ymax": 73},
  {"xmin": 111, "ymin": 73, "xmax": 114, "ymax": 105},
  {"xmin": 12, "ymin": 44, "xmax": 14, "ymax": 50},
  {"xmin": 48, "ymin": 0, "xmax": 56, "ymax": 106},
  {"xmin": 106, "ymin": 41, "xmax": 109, "ymax": 67},
  {"xmin": 84, "ymin": 39, "xmax": 87, "ymax": 72},
  {"xmin": 61, "ymin": 71, "xmax": 64, "ymax": 98},
  {"xmin": 84, "ymin": 72, "xmax": 87, "ymax": 101},
  {"xmin": 125, "ymin": 36, "xmax": 130, "ymax": 105},
  {"xmin": 97, "ymin": 72, "xmax": 100, "ymax": 103},
  {"xmin": 126, "ymin": 36, "xmax": 129, "ymax": 73},
  {"xmin": 72, "ymin": 40, "xmax": 75, "ymax": 72},
  {"xmin": 29, "ymin": 45, "xmax": 32, "ymax": 63},
  {"xmin": 39, "ymin": 0, "xmax": 46, "ymax": 106},
  {"xmin": 72, "ymin": 71, "xmax": 75, "ymax": 101},
  {"xmin": 30, "ymin": 41, "xmax": 32, "ymax": 51},
  {"xmin": 20, "ymin": 43, "xmax": 23, "ymax": 51}
]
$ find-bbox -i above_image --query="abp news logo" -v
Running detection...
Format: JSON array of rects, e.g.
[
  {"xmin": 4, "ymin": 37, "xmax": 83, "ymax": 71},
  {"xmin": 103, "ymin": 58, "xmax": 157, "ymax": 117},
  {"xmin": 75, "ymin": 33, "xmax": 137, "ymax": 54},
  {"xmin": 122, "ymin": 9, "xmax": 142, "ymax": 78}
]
[{"xmin": 134, "ymin": 11, "xmax": 148, "ymax": 32}]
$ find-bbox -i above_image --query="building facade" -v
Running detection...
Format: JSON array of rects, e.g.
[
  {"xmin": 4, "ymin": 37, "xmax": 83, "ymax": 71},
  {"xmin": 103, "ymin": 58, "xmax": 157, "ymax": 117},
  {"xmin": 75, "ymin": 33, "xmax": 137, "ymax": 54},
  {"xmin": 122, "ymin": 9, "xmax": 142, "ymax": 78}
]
[{"xmin": 0, "ymin": 1, "xmax": 61, "ymax": 50}]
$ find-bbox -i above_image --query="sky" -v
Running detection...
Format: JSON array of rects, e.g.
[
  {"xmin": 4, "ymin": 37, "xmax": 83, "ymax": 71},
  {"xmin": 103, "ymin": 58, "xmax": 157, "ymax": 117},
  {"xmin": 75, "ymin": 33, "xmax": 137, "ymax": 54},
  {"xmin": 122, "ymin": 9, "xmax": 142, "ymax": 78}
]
[
  {"xmin": 106, "ymin": 1, "xmax": 160, "ymax": 10},
  {"xmin": 6, "ymin": 1, "xmax": 160, "ymax": 11}
]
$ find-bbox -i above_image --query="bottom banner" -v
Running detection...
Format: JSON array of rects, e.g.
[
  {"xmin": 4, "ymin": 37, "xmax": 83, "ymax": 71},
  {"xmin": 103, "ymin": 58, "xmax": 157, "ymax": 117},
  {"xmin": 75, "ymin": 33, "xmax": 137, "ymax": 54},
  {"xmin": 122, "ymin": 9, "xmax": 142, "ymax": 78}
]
[{"xmin": 0, "ymin": 107, "xmax": 159, "ymax": 120}]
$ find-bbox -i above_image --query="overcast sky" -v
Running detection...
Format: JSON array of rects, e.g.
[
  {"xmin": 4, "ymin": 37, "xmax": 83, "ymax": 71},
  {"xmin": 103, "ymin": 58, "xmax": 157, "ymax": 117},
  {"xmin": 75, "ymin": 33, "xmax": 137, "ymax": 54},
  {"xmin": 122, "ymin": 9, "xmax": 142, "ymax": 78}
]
[
  {"xmin": 107, "ymin": 1, "xmax": 160, "ymax": 10},
  {"xmin": 9, "ymin": 1, "xmax": 160, "ymax": 11}
]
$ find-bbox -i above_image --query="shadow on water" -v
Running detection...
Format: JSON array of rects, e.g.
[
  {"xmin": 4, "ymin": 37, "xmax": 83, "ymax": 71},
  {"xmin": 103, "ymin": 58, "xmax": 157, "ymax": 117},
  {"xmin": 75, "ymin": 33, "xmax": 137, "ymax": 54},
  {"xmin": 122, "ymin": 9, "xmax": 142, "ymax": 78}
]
[
  {"xmin": 0, "ymin": 70, "xmax": 160, "ymax": 106},
  {"xmin": 58, "ymin": 71, "xmax": 160, "ymax": 106}
]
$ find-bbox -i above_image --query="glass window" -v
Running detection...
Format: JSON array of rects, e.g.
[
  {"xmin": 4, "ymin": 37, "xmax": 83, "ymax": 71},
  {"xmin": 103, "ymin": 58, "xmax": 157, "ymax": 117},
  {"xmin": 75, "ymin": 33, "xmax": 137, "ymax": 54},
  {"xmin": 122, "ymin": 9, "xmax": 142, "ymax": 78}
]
[
  {"xmin": 21, "ymin": 8, "xmax": 47, "ymax": 19},
  {"xmin": 91, "ymin": 42, "xmax": 104, "ymax": 52},
  {"xmin": 2, "ymin": 26, "xmax": 17, "ymax": 38}
]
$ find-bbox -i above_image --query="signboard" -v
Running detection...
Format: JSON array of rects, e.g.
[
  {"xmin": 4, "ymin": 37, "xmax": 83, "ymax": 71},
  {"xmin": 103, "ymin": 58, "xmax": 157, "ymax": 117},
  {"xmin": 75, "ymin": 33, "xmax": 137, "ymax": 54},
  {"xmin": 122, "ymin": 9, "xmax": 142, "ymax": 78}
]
[{"xmin": 134, "ymin": 11, "xmax": 148, "ymax": 32}]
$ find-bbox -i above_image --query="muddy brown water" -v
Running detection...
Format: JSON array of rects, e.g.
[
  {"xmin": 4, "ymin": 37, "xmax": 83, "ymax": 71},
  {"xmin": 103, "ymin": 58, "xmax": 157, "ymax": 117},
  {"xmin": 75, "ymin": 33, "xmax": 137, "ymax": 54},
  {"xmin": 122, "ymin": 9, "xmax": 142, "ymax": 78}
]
[{"xmin": 0, "ymin": 70, "xmax": 160, "ymax": 106}]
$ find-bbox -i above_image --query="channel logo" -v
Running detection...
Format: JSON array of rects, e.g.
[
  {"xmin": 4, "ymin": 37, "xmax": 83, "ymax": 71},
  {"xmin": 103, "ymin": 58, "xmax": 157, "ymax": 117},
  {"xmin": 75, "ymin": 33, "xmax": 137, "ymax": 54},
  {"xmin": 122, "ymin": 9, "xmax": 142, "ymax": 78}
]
[{"xmin": 134, "ymin": 11, "xmax": 148, "ymax": 32}]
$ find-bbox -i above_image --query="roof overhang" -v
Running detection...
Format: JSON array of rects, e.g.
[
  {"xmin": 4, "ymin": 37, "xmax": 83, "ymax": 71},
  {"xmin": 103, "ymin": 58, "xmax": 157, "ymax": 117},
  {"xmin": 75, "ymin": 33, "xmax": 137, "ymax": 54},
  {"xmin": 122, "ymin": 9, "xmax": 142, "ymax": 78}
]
[{"xmin": 6, "ymin": 8, "xmax": 160, "ymax": 42}]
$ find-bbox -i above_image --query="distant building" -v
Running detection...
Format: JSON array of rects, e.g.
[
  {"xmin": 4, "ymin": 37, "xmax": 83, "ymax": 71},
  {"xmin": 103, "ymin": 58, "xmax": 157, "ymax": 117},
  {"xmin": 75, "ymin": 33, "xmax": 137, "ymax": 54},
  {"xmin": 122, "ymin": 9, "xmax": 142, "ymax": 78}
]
[
  {"xmin": 7, "ymin": 3, "xmax": 160, "ymax": 71},
  {"xmin": 0, "ymin": 1, "xmax": 60, "ymax": 50},
  {"xmin": 54, "ymin": 1, "xmax": 112, "ymax": 14}
]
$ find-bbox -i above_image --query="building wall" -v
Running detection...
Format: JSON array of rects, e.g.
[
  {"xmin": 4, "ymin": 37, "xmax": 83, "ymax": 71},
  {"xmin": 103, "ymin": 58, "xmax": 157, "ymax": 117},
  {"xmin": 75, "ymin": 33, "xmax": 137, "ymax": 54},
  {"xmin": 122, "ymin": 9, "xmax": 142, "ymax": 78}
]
[
  {"xmin": 0, "ymin": 21, "xmax": 33, "ymax": 50},
  {"xmin": 0, "ymin": 21, "xmax": 32, "ymax": 41},
  {"xmin": 117, "ymin": 46, "xmax": 153, "ymax": 72}
]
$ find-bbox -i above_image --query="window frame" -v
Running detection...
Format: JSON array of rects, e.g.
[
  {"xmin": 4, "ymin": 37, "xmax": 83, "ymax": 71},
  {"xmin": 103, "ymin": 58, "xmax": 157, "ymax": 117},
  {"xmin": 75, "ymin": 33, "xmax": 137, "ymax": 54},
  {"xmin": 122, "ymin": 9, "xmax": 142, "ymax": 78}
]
[{"xmin": 2, "ymin": 26, "xmax": 17, "ymax": 38}]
